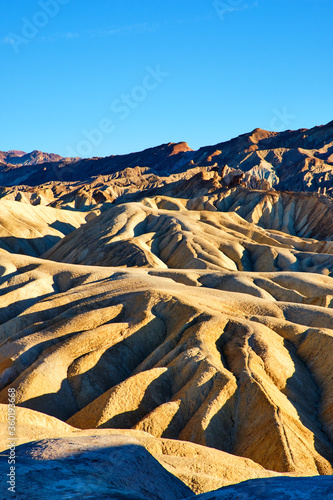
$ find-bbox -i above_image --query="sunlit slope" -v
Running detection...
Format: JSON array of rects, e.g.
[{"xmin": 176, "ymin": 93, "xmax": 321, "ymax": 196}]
[
  {"xmin": 43, "ymin": 196, "xmax": 333, "ymax": 275},
  {"xmin": 0, "ymin": 199, "xmax": 95, "ymax": 256},
  {"xmin": 0, "ymin": 252, "xmax": 333, "ymax": 477}
]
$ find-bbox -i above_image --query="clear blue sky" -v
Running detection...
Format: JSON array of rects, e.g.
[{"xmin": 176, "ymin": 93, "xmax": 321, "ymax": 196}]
[{"xmin": 1, "ymin": 0, "xmax": 332, "ymax": 158}]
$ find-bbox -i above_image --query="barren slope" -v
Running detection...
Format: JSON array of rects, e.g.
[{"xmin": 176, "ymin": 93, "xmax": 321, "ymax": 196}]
[
  {"xmin": 43, "ymin": 195, "xmax": 333, "ymax": 275},
  {"xmin": 1, "ymin": 126, "xmax": 333, "ymax": 497},
  {"xmin": 0, "ymin": 405, "xmax": 282, "ymax": 494},
  {"xmin": 1, "ymin": 251, "xmax": 333, "ymax": 480},
  {"xmin": 0, "ymin": 200, "xmax": 96, "ymax": 256}
]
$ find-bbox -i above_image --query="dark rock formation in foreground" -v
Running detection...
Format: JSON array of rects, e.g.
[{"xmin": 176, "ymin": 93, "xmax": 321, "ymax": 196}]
[
  {"xmin": 196, "ymin": 476, "xmax": 333, "ymax": 499},
  {"xmin": 1, "ymin": 436, "xmax": 332, "ymax": 499},
  {"xmin": 0, "ymin": 435, "xmax": 192, "ymax": 500}
]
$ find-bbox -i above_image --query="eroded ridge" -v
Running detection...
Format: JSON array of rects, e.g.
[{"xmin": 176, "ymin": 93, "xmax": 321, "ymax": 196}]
[{"xmin": 0, "ymin": 252, "xmax": 333, "ymax": 478}]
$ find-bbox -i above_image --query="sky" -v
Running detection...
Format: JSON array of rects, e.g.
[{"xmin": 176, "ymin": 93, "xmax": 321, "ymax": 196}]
[{"xmin": 0, "ymin": 0, "xmax": 332, "ymax": 158}]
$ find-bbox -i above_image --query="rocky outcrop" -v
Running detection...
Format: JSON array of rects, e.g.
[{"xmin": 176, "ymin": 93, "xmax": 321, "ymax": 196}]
[
  {"xmin": 0, "ymin": 435, "xmax": 193, "ymax": 499},
  {"xmin": 194, "ymin": 476, "xmax": 333, "ymax": 499}
]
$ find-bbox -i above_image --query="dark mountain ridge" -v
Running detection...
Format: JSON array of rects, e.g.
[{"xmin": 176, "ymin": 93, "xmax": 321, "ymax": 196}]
[{"xmin": 1, "ymin": 121, "xmax": 332, "ymax": 210}]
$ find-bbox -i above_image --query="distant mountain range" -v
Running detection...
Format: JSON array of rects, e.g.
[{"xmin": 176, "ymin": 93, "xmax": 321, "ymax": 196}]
[
  {"xmin": 1, "ymin": 121, "xmax": 332, "ymax": 197},
  {"xmin": 0, "ymin": 149, "xmax": 77, "ymax": 167}
]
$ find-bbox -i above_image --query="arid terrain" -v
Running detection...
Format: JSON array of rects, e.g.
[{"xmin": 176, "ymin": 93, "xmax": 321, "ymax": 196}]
[{"xmin": 1, "ymin": 123, "xmax": 333, "ymax": 498}]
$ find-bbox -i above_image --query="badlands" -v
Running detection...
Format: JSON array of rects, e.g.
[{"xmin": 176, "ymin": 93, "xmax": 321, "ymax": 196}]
[{"xmin": 1, "ymin": 123, "xmax": 333, "ymax": 498}]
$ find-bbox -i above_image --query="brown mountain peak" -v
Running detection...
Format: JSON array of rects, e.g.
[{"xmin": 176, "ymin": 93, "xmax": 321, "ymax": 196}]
[{"xmin": 168, "ymin": 141, "xmax": 193, "ymax": 156}]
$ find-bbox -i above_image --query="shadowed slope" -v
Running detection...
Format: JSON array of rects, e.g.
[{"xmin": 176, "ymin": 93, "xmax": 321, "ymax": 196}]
[
  {"xmin": 0, "ymin": 404, "xmax": 283, "ymax": 494},
  {"xmin": 0, "ymin": 435, "xmax": 193, "ymax": 500},
  {"xmin": 194, "ymin": 476, "xmax": 333, "ymax": 499}
]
